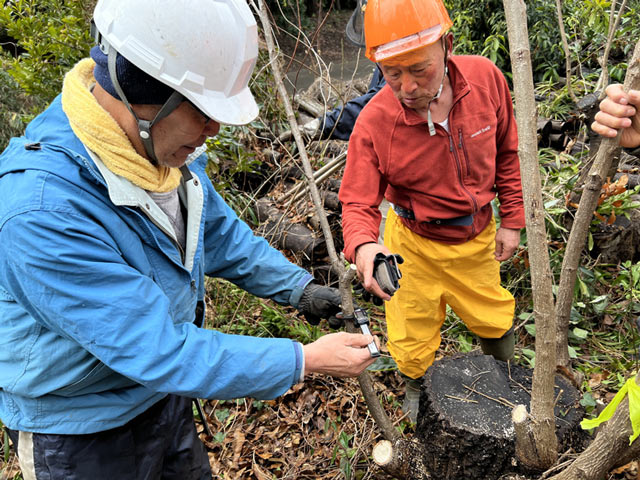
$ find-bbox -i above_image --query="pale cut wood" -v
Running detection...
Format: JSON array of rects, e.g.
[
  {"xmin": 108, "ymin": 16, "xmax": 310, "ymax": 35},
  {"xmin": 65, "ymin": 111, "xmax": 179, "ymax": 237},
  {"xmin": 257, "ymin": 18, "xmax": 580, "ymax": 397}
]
[
  {"xmin": 372, "ymin": 439, "xmax": 432, "ymax": 479},
  {"xmin": 511, "ymin": 404, "xmax": 545, "ymax": 470}
]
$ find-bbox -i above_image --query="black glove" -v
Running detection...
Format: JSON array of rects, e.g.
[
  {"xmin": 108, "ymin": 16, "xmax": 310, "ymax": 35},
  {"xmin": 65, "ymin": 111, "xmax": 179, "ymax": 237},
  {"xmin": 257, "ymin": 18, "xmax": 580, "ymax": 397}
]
[
  {"xmin": 298, "ymin": 283, "xmax": 342, "ymax": 327},
  {"xmin": 353, "ymin": 282, "xmax": 383, "ymax": 306}
]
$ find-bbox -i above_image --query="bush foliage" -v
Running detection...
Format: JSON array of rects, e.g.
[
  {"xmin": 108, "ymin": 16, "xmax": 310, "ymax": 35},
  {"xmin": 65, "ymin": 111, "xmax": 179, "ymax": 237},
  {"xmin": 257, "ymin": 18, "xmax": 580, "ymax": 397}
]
[
  {"xmin": 447, "ymin": 0, "xmax": 639, "ymax": 83},
  {"xmin": 0, "ymin": 0, "xmax": 94, "ymax": 148}
]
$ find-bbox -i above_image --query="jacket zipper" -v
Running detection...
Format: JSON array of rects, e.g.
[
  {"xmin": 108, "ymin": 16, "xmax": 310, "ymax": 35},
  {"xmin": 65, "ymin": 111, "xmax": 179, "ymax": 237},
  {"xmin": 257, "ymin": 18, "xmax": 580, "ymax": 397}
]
[
  {"xmin": 450, "ymin": 86, "xmax": 478, "ymax": 237},
  {"xmin": 458, "ymin": 128, "xmax": 471, "ymax": 176},
  {"xmin": 176, "ymin": 239, "xmax": 186, "ymax": 263},
  {"xmin": 138, "ymin": 206, "xmax": 186, "ymax": 264},
  {"xmin": 448, "ymin": 130, "xmax": 478, "ymax": 216}
]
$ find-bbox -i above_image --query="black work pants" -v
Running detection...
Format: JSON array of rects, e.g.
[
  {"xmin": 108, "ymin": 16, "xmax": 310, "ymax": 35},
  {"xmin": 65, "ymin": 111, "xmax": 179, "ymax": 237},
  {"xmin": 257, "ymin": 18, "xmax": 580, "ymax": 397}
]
[{"xmin": 5, "ymin": 394, "xmax": 211, "ymax": 480}]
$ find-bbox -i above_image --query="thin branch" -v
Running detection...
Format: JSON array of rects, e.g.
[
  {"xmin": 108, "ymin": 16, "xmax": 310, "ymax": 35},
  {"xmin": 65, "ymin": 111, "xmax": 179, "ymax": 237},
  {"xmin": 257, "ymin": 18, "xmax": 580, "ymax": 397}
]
[
  {"xmin": 595, "ymin": 0, "xmax": 629, "ymax": 94},
  {"xmin": 252, "ymin": 0, "xmax": 400, "ymax": 443},
  {"xmin": 277, "ymin": 151, "xmax": 346, "ymax": 203},
  {"xmin": 462, "ymin": 384, "xmax": 515, "ymax": 408},
  {"xmin": 555, "ymin": 0, "xmax": 578, "ymax": 104},
  {"xmin": 288, "ymin": 154, "xmax": 346, "ymax": 205},
  {"xmin": 555, "ymin": 39, "xmax": 640, "ymax": 371},
  {"xmin": 253, "ymin": 0, "xmax": 339, "ymax": 267}
]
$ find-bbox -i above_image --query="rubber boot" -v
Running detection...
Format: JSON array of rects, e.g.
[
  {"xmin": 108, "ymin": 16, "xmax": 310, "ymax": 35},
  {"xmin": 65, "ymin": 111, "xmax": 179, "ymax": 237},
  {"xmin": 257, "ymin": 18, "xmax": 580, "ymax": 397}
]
[
  {"xmin": 478, "ymin": 326, "xmax": 515, "ymax": 362},
  {"xmin": 400, "ymin": 374, "xmax": 422, "ymax": 423}
]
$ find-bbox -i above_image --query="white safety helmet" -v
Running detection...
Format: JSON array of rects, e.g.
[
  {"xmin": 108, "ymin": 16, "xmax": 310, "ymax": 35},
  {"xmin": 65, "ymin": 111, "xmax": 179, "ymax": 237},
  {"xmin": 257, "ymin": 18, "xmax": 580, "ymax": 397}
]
[{"xmin": 93, "ymin": 0, "xmax": 259, "ymax": 126}]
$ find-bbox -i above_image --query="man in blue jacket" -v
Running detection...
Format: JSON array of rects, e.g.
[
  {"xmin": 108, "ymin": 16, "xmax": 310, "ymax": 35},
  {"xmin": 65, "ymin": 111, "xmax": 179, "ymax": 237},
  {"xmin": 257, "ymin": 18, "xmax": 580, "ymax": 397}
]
[{"xmin": 0, "ymin": 1, "xmax": 377, "ymax": 478}]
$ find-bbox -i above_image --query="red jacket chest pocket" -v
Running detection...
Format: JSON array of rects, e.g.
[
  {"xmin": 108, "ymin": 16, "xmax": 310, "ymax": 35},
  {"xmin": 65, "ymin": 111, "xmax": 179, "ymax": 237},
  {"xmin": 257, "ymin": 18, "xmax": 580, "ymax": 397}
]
[{"xmin": 456, "ymin": 114, "xmax": 498, "ymax": 186}]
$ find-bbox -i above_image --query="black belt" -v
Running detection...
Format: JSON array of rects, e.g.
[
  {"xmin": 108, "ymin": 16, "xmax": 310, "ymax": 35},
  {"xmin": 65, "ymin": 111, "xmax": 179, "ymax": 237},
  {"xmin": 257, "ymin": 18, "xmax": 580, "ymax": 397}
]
[{"xmin": 393, "ymin": 205, "xmax": 474, "ymax": 226}]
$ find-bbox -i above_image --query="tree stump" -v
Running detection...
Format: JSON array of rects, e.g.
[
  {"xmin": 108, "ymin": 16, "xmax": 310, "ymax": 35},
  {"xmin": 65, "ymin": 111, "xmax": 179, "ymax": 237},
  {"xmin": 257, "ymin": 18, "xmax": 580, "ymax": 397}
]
[
  {"xmin": 411, "ymin": 352, "xmax": 588, "ymax": 480},
  {"xmin": 590, "ymin": 201, "xmax": 640, "ymax": 264}
]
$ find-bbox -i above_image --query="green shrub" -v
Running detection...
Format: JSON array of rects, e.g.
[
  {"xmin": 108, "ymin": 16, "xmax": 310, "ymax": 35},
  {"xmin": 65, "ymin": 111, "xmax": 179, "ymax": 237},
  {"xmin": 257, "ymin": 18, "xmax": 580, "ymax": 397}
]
[
  {"xmin": 0, "ymin": 68, "xmax": 32, "ymax": 150},
  {"xmin": 447, "ymin": 0, "xmax": 640, "ymax": 84},
  {"xmin": 0, "ymin": 1, "xmax": 94, "ymax": 107}
]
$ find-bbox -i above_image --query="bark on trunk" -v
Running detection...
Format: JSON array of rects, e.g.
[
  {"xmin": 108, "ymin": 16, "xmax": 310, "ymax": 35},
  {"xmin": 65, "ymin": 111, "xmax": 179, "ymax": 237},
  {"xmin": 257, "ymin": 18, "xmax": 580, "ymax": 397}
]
[
  {"xmin": 555, "ymin": 40, "xmax": 640, "ymax": 371},
  {"xmin": 374, "ymin": 353, "xmax": 586, "ymax": 480},
  {"xmin": 503, "ymin": 0, "xmax": 558, "ymax": 469}
]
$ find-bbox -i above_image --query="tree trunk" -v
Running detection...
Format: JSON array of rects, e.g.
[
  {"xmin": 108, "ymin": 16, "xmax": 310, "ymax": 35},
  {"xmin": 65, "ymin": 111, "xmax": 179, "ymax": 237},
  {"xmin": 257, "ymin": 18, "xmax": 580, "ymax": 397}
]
[
  {"xmin": 503, "ymin": 0, "xmax": 558, "ymax": 469},
  {"xmin": 555, "ymin": 40, "xmax": 640, "ymax": 371}
]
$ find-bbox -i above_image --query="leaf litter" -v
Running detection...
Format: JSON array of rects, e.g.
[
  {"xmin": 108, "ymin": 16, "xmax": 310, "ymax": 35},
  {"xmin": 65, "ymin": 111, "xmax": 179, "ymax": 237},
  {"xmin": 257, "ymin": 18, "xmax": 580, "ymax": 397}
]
[{"xmin": 199, "ymin": 371, "xmax": 405, "ymax": 479}]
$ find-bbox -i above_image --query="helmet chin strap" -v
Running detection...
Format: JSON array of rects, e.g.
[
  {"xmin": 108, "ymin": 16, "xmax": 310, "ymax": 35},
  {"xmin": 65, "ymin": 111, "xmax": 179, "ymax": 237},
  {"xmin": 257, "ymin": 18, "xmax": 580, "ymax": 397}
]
[
  {"xmin": 426, "ymin": 37, "xmax": 449, "ymax": 136},
  {"xmin": 106, "ymin": 44, "xmax": 184, "ymax": 164}
]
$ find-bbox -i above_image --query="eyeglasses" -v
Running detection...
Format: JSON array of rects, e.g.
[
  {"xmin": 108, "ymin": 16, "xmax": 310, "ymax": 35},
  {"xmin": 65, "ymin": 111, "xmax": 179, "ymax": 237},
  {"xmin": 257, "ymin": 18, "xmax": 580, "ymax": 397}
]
[{"xmin": 186, "ymin": 99, "xmax": 212, "ymax": 125}]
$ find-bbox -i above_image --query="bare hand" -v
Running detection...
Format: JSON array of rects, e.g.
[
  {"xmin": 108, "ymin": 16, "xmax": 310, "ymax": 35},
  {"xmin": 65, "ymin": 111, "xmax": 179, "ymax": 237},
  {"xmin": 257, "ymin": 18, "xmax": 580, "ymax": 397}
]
[
  {"xmin": 494, "ymin": 227, "xmax": 520, "ymax": 261},
  {"xmin": 303, "ymin": 332, "xmax": 380, "ymax": 377},
  {"xmin": 354, "ymin": 242, "xmax": 393, "ymax": 301},
  {"xmin": 591, "ymin": 84, "xmax": 640, "ymax": 148}
]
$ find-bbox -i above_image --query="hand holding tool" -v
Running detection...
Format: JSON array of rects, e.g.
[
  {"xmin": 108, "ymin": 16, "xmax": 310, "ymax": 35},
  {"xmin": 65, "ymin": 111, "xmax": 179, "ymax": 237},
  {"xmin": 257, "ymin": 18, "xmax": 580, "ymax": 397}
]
[{"xmin": 373, "ymin": 253, "xmax": 404, "ymax": 296}]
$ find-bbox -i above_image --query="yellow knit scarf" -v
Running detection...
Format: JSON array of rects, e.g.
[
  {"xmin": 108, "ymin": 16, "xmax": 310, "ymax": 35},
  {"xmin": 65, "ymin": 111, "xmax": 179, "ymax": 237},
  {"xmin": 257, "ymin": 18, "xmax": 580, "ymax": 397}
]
[{"xmin": 61, "ymin": 58, "xmax": 181, "ymax": 192}]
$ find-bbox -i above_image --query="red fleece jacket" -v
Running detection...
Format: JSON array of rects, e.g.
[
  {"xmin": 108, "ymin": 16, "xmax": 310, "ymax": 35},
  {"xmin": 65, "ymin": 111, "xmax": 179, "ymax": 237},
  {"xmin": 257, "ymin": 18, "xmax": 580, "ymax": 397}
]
[{"xmin": 339, "ymin": 55, "xmax": 525, "ymax": 262}]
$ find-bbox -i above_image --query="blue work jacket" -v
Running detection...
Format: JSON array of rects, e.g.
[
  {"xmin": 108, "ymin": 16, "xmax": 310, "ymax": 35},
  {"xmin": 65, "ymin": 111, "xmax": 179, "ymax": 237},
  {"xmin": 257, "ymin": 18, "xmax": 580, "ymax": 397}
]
[
  {"xmin": 320, "ymin": 65, "xmax": 385, "ymax": 141},
  {"xmin": 0, "ymin": 96, "xmax": 311, "ymax": 434}
]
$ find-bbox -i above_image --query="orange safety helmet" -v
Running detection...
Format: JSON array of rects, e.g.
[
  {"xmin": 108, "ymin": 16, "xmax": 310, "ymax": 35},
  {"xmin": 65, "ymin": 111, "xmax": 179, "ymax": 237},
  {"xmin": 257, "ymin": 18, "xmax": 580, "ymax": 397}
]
[{"xmin": 364, "ymin": 0, "xmax": 453, "ymax": 62}]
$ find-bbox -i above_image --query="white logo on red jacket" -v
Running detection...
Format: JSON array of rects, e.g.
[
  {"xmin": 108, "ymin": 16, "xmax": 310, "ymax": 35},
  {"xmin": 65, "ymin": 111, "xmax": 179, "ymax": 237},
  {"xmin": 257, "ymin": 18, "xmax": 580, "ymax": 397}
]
[{"xmin": 470, "ymin": 125, "xmax": 491, "ymax": 138}]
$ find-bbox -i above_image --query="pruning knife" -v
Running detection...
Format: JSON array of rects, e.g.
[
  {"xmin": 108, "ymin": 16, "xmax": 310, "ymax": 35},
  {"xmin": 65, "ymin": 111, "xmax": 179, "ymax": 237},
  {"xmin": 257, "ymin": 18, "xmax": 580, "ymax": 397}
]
[{"xmin": 352, "ymin": 307, "xmax": 380, "ymax": 358}]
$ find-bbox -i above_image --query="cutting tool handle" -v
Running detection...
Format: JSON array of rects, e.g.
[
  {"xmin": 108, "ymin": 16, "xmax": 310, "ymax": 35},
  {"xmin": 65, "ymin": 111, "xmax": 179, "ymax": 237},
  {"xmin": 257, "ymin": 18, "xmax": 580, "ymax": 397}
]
[{"xmin": 353, "ymin": 308, "xmax": 380, "ymax": 358}]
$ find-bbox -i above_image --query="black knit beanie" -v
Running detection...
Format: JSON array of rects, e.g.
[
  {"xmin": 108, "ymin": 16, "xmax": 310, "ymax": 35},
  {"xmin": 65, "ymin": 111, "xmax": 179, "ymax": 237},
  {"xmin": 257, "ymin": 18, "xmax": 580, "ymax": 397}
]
[{"xmin": 90, "ymin": 45, "xmax": 175, "ymax": 105}]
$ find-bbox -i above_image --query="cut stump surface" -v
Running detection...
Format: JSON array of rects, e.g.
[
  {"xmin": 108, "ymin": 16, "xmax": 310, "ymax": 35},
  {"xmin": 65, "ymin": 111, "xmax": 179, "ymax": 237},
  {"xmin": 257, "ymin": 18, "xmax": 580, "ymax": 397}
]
[{"xmin": 413, "ymin": 352, "xmax": 588, "ymax": 480}]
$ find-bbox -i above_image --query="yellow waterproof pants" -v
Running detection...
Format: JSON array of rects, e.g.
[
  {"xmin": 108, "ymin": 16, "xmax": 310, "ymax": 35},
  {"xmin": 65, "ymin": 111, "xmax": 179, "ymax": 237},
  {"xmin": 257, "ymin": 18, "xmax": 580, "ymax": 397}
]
[{"xmin": 384, "ymin": 209, "xmax": 515, "ymax": 379}]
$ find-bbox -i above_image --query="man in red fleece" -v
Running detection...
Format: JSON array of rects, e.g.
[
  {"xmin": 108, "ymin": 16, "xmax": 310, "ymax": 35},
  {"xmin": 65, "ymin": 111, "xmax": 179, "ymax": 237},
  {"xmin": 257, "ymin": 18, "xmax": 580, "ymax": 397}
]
[{"xmin": 338, "ymin": 0, "xmax": 525, "ymax": 422}]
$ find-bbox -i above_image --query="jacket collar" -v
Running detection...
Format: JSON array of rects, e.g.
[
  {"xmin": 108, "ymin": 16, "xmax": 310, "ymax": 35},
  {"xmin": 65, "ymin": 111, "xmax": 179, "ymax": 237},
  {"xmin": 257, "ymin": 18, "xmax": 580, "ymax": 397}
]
[{"xmin": 87, "ymin": 147, "xmax": 204, "ymax": 272}]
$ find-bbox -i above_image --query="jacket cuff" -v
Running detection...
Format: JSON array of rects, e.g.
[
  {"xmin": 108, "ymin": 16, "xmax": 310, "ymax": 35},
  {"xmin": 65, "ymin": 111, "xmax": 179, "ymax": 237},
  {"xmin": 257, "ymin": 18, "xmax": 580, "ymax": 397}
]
[
  {"xmin": 344, "ymin": 234, "xmax": 379, "ymax": 263},
  {"xmin": 498, "ymin": 216, "xmax": 525, "ymax": 230},
  {"xmin": 293, "ymin": 341, "xmax": 305, "ymax": 383},
  {"xmin": 288, "ymin": 273, "xmax": 314, "ymax": 308}
]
